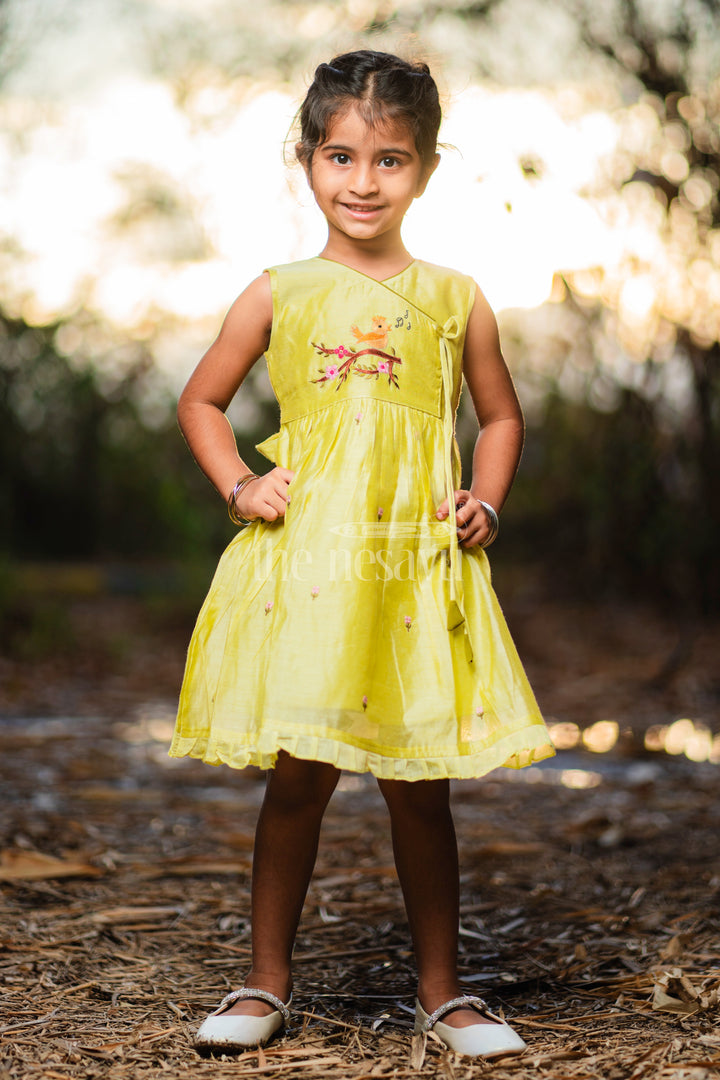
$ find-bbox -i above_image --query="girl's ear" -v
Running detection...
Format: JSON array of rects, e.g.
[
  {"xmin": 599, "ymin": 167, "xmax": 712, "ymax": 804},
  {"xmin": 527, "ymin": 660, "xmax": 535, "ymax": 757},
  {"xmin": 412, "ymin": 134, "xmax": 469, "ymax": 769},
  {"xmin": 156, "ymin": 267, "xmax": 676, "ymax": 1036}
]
[
  {"xmin": 415, "ymin": 152, "xmax": 441, "ymax": 198},
  {"xmin": 296, "ymin": 143, "xmax": 313, "ymax": 189}
]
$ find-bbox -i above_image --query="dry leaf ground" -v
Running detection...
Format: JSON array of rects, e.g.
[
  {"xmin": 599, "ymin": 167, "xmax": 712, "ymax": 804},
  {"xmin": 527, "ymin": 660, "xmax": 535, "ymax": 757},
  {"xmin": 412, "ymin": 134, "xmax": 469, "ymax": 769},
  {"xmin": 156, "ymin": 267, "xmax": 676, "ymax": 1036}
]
[{"xmin": 1, "ymin": 591, "xmax": 719, "ymax": 1079}]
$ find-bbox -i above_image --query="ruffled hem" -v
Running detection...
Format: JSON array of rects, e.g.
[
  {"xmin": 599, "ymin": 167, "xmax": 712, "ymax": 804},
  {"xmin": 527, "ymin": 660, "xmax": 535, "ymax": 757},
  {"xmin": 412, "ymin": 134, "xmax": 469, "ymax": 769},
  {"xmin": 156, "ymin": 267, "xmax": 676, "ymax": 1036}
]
[{"xmin": 168, "ymin": 724, "xmax": 555, "ymax": 782}]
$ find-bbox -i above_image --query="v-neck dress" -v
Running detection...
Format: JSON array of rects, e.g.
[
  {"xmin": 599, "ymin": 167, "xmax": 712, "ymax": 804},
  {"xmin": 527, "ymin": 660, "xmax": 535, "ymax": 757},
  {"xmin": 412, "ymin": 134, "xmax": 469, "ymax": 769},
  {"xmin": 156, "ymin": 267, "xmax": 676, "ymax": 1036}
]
[{"xmin": 169, "ymin": 257, "xmax": 554, "ymax": 779}]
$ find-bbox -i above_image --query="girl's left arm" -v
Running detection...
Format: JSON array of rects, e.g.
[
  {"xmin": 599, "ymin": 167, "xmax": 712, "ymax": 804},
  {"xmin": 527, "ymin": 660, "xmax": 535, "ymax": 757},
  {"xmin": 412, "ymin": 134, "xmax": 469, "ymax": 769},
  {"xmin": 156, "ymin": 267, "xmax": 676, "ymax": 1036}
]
[{"xmin": 435, "ymin": 285, "xmax": 525, "ymax": 549}]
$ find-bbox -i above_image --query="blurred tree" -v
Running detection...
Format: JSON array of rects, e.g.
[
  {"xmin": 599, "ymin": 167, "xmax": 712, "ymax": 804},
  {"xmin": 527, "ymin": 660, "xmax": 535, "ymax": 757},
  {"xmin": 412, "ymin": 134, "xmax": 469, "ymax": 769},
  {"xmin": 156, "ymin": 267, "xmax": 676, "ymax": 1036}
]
[
  {"xmin": 137, "ymin": 0, "xmax": 510, "ymax": 109},
  {"xmin": 413, "ymin": 0, "xmax": 719, "ymax": 611},
  {"xmin": 553, "ymin": 0, "xmax": 720, "ymax": 609},
  {"xmin": 0, "ymin": 0, "xmax": 68, "ymax": 86},
  {"xmin": 0, "ymin": 305, "xmax": 277, "ymax": 563},
  {"xmin": 1, "ymin": 0, "xmax": 717, "ymax": 614}
]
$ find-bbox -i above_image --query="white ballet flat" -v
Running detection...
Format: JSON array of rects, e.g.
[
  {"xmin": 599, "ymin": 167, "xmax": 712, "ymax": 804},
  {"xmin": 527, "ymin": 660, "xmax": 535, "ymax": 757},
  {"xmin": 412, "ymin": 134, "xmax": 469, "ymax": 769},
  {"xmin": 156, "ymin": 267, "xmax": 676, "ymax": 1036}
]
[
  {"xmin": 194, "ymin": 987, "xmax": 291, "ymax": 1053},
  {"xmin": 415, "ymin": 994, "xmax": 526, "ymax": 1058}
]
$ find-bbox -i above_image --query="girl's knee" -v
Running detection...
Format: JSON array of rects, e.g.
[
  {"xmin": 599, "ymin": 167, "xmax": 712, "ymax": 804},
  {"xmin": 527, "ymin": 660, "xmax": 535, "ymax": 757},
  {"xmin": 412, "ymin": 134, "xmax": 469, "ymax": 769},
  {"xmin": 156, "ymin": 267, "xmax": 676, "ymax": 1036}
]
[
  {"xmin": 377, "ymin": 777, "xmax": 450, "ymax": 820},
  {"xmin": 264, "ymin": 752, "xmax": 340, "ymax": 813}
]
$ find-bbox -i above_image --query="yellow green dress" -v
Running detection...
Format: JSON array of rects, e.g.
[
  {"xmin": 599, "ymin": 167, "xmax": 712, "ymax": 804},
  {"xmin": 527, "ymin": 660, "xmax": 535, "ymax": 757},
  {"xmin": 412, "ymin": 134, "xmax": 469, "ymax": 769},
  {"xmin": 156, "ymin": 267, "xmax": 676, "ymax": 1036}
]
[{"xmin": 170, "ymin": 257, "xmax": 554, "ymax": 780}]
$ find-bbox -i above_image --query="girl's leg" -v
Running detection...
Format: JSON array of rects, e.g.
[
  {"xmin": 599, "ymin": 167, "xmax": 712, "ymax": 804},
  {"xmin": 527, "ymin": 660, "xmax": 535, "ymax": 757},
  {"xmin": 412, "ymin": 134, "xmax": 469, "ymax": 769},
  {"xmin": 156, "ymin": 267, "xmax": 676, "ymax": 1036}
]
[
  {"xmin": 377, "ymin": 777, "xmax": 490, "ymax": 1029},
  {"xmin": 225, "ymin": 751, "xmax": 340, "ymax": 1017}
]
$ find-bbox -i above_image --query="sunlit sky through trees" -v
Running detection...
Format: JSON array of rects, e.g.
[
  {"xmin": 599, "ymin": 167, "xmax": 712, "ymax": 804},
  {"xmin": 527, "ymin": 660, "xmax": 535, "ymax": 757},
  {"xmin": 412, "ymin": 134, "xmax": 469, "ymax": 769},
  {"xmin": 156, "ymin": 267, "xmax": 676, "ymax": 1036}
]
[{"xmin": 0, "ymin": 0, "xmax": 718, "ymax": 383}]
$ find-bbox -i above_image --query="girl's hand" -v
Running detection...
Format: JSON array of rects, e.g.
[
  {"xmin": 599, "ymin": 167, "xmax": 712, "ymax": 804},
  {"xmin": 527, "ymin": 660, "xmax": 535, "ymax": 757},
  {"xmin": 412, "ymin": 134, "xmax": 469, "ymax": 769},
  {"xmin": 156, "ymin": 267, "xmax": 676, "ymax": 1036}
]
[
  {"xmin": 436, "ymin": 490, "xmax": 495, "ymax": 549},
  {"xmin": 236, "ymin": 468, "xmax": 296, "ymax": 522}
]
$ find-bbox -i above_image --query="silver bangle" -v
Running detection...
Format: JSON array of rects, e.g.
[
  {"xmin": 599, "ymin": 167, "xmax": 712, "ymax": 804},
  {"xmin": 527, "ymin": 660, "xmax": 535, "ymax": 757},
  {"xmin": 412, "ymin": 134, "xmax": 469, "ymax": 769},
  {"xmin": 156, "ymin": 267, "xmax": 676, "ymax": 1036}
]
[
  {"xmin": 228, "ymin": 473, "xmax": 259, "ymax": 526},
  {"xmin": 476, "ymin": 499, "xmax": 499, "ymax": 548}
]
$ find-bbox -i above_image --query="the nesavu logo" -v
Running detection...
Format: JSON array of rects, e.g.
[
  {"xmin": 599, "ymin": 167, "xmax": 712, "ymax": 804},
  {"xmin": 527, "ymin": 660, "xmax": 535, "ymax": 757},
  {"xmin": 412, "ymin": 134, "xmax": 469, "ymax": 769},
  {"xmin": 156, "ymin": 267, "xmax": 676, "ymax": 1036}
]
[{"xmin": 250, "ymin": 522, "xmax": 453, "ymax": 583}]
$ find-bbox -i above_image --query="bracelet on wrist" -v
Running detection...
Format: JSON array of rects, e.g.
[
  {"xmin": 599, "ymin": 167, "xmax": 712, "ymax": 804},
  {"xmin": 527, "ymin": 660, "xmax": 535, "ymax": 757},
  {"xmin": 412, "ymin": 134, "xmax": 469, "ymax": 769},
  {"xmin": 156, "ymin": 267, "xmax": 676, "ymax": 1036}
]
[
  {"xmin": 475, "ymin": 499, "xmax": 499, "ymax": 548},
  {"xmin": 227, "ymin": 473, "xmax": 260, "ymax": 527}
]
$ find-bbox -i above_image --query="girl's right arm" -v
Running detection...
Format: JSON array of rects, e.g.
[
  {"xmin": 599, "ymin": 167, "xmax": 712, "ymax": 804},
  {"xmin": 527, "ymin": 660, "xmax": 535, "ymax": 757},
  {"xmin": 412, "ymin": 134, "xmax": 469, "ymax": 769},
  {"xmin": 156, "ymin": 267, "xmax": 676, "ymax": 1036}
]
[{"xmin": 177, "ymin": 272, "xmax": 295, "ymax": 522}]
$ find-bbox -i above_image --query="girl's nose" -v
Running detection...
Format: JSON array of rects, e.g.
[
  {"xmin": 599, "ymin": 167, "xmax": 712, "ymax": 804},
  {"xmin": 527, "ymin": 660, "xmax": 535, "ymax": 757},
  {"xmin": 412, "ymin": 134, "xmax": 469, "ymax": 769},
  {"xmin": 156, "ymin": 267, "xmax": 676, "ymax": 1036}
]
[{"xmin": 348, "ymin": 164, "xmax": 379, "ymax": 197}]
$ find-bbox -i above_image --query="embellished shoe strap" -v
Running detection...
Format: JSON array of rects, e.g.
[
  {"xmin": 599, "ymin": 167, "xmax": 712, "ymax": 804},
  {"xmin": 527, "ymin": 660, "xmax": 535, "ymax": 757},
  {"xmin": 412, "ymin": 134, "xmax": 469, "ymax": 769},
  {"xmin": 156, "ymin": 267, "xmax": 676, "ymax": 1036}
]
[
  {"xmin": 420, "ymin": 994, "xmax": 497, "ymax": 1033},
  {"xmin": 213, "ymin": 987, "xmax": 292, "ymax": 1021}
]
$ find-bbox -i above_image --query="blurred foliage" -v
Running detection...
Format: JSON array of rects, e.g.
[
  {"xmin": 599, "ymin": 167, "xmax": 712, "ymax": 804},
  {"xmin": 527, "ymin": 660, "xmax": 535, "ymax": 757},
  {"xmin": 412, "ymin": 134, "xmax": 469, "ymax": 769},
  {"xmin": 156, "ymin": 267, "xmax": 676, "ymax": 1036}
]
[
  {"xmin": 0, "ymin": 307, "xmax": 277, "ymax": 564},
  {"xmin": 0, "ymin": 0, "xmax": 61, "ymax": 88},
  {"xmin": 453, "ymin": 0, "xmax": 718, "ymax": 616},
  {"xmin": 482, "ymin": 380, "xmax": 717, "ymax": 610},
  {"xmin": 1, "ymin": 0, "xmax": 719, "ymax": 619},
  {"xmin": 538, "ymin": 0, "xmax": 720, "ymax": 613},
  {"xmin": 1, "ymin": 293, "xmax": 716, "ymax": 616}
]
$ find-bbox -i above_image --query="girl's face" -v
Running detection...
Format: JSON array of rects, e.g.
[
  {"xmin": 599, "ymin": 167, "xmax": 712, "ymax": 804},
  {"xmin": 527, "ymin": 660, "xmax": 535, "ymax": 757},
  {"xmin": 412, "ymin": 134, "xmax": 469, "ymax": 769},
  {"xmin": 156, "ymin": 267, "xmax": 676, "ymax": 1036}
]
[{"xmin": 301, "ymin": 103, "xmax": 438, "ymax": 249}]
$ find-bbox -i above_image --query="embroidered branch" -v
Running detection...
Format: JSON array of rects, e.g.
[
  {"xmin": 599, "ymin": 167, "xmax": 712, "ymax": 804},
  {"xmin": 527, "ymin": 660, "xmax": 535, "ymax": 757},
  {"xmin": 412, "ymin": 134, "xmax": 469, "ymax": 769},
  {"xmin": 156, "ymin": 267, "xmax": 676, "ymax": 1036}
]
[{"xmin": 311, "ymin": 343, "xmax": 402, "ymax": 388}]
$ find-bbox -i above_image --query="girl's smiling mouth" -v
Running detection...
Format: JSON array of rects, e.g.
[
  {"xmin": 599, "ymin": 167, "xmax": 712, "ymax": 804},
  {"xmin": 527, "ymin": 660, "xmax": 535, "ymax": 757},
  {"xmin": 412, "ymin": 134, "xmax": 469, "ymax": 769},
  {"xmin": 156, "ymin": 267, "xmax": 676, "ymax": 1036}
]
[{"xmin": 342, "ymin": 202, "xmax": 383, "ymax": 215}]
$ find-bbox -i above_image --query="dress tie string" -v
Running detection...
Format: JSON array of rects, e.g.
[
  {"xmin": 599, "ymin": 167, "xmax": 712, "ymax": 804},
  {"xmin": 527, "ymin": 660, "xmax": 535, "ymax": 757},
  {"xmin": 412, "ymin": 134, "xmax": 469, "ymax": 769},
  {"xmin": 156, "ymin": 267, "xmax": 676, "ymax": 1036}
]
[{"xmin": 436, "ymin": 316, "xmax": 474, "ymax": 664}]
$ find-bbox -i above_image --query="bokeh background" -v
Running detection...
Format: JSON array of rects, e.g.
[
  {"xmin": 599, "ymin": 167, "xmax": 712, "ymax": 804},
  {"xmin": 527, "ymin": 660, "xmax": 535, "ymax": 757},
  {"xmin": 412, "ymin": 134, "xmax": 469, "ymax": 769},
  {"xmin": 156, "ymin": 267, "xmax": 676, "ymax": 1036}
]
[
  {"xmin": 2, "ymin": 7, "xmax": 720, "ymax": 1076},
  {"xmin": 1, "ymin": 0, "xmax": 718, "ymax": 744}
]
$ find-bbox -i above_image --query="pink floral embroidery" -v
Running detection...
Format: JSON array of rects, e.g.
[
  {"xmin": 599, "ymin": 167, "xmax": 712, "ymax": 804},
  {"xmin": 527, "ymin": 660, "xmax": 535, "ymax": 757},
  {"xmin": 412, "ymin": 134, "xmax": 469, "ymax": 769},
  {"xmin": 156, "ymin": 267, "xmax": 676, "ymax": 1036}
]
[
  {"xmin": 476, "ymin": 704, "xmax": 485, "ymax": 717},
  {"xmin": 311, "ymin": 315, "xmax": 402, "ymax": 389},
  {"xmin": 362, "ymin": 695, "xmax": 368, "ymax": 709},
  {"xmin": 311, "ymin": 585, "xmax": 319, "ymax": 598},
  {"xmin": 404, "ymin": 615, "xmax": 412, "ymax": 630},
  {"xmin": 377, "ymin": 507, "xmax": 384, "ymax": 519},
  {"xmin": 265, "ymin": 601, "xmax": 273, "ymax": 614},
  {"xmin": 355, "ymin": 411, "xmax": 363, "ymax": 423}
]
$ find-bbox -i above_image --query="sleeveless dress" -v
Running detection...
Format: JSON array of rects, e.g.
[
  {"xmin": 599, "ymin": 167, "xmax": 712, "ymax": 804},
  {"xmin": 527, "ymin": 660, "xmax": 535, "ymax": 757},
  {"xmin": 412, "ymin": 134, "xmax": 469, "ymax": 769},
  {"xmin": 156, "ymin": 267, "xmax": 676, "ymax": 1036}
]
[{"xmin": 169, "ymin": 257, "xmax": 555, "ymax": 780}]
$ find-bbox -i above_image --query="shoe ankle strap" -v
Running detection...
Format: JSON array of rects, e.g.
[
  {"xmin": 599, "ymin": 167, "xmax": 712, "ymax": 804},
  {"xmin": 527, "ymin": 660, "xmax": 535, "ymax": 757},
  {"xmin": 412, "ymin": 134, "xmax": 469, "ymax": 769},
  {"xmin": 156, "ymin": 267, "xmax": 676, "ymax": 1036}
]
[
  {"xmin": 215, "ymin": 987, "xmax": 292, "ymax": 1020},
  {"xmin": 419, "ymin": 994, "xmax": 490, "ymax": 1032}
]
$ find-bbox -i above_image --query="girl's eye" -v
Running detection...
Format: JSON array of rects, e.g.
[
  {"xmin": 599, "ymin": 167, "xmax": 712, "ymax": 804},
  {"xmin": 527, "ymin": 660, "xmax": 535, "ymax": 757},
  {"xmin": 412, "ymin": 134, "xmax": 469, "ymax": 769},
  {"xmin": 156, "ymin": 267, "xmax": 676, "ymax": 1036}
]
[
  {"xmin": 331, "ymin": 153, "xmax": 350, "ymax": 165},
  {"xmin": 380, "ymin": 156, "xmax": 400, "ymax": 168}
]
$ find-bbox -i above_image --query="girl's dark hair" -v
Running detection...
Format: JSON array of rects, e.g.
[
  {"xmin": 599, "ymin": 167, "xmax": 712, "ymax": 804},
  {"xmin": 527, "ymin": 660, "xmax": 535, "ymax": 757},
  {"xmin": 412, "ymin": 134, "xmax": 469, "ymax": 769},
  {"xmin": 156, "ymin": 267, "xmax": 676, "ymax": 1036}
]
[{"xmin": 296, "ymin": 50, "xmax": 441, "ymax": 170}]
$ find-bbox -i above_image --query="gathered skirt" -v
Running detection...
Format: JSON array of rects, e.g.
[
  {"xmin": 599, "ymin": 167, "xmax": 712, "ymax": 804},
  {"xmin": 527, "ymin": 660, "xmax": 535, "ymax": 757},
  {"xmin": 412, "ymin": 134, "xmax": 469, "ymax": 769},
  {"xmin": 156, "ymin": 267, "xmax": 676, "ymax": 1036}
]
[{"xmin": 170, "ymin": 397, "xmax": 554, "ymax": 780}]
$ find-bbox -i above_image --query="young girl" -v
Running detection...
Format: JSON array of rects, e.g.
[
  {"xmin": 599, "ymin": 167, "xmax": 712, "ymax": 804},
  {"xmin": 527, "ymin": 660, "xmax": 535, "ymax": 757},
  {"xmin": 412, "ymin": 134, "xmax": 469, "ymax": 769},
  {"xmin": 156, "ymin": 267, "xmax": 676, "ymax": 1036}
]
[{"xmin": 170, "ymin": 49, "xmax": 554, "ymax": 1059}]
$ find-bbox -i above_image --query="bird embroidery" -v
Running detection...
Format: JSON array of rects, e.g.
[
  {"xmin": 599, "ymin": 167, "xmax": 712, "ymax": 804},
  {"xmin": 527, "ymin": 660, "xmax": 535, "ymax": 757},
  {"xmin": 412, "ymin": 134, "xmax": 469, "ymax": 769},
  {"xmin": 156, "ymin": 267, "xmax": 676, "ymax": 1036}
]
[
  {"xmin": 350, "ymin": 316, "xmax": 392, "ymax": 351},
  {"xmin": 311, "ymin": 314, "xmax": 403, "ymax": 389}
]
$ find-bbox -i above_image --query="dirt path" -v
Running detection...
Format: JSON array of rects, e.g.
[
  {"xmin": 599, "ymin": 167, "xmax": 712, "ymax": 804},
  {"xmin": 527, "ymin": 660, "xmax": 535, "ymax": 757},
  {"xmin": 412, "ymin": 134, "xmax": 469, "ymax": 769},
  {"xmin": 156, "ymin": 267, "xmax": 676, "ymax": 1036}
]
[{"xmin": 1, "ymin": 595, "xmax": 719, "ymax": 1077}]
